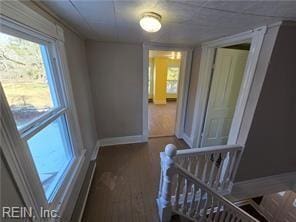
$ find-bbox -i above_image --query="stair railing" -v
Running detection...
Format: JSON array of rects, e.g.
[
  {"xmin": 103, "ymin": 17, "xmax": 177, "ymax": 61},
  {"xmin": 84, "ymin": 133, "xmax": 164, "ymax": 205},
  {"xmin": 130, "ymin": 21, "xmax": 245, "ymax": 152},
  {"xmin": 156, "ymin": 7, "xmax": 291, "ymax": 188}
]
[
  {"xmin": 174, "ymin": 144, "xmax": 243, "ymax": 193},
  {"xmin": 157, "ymin": 144, "xmax": 256, "ymax": 222}
]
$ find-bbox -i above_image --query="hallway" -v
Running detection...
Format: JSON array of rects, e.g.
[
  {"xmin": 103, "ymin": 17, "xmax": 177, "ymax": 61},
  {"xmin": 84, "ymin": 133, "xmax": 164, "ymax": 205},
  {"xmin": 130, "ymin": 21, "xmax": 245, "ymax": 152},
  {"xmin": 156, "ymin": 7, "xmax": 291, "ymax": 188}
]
[
  {"xmin": 82, "ymin": 137, "xmax": 187, "ymax": 222},
  {"xmin": 148, "ymin": 101, "xmax": 177, "ymax": 137}
]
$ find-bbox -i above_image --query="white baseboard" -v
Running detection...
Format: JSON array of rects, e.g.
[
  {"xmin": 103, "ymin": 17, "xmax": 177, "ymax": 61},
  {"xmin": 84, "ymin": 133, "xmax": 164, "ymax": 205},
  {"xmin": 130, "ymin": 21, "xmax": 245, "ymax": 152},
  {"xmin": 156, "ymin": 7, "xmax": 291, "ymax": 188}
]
[
  {"xmin": 182, "ymin": 133, "xmax": 193, "ymax": 148},
  {"xmin": 229, "ymin": 171, "xmax": 296, "ymax": 200},
  {"xmin": 78, "ymin": 162, "xmax": 96, "ymax": 222},
  {"xmin": 99, "ymin": 135, "xmax": 146, "ymax": 147},
  {"xmin": 91, "ymin": 141, "xmax": 100, "ymax": 161}
]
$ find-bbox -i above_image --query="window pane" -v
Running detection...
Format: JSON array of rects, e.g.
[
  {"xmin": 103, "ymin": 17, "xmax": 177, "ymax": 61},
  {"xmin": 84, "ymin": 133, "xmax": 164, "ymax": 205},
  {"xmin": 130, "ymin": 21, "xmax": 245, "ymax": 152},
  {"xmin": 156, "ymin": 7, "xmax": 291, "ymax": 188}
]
[
  {"xmin": 167, "ymin": 67, "xmax": 179, "ymax": 80},
  {"xmin": 167, "ymin": 67, "xmax": 179, "ymax": 93},
  {"xmin": 27, "ymin": 115, "xmax": 73, "ymax": 200},
  {"xmin": 167, "ymin": 80, "xmax": 178, "ymax": 93},
  {"xmin": 0, "ymin": 32, "xmax": 57, "ymax": 129}
]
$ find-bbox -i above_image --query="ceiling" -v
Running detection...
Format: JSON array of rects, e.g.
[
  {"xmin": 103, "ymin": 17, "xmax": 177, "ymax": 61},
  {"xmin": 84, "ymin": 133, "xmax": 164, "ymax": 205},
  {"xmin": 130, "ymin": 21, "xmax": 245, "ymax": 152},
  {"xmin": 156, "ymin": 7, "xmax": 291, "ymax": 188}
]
[{"xmin": 40, "ymin": 0, "xmax": 296, "ymax": 45}]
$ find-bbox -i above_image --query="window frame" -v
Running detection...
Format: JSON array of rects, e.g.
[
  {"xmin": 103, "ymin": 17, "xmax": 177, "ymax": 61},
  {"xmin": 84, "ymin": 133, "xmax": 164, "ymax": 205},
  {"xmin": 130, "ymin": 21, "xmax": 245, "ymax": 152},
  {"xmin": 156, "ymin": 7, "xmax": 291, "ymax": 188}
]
[
  {"xmin": 148, "ymin": 59, "xmax": 154, "ymax": 99},
  {"xmin": 166, "ymin": 64, "xmax": 180, "ymax": 95},
  {"xmin": 0, "ymin": 14, "xmax": 85, "ymax": 217}
]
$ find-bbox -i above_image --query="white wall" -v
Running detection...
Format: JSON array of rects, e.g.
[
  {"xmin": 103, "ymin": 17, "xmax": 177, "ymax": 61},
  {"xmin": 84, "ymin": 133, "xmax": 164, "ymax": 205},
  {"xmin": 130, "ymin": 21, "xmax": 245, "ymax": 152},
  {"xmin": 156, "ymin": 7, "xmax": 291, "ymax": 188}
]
[
  {"xmin": 63, "ymin": 28, "xmax": 97, "ymax": 151},
  {"xmin": 86, "ymin": 41, "xmax": 143, "ymax": 139},
  {"xmin": 235, "ymin": 23, "xmax": 296, "ymax": 182}
]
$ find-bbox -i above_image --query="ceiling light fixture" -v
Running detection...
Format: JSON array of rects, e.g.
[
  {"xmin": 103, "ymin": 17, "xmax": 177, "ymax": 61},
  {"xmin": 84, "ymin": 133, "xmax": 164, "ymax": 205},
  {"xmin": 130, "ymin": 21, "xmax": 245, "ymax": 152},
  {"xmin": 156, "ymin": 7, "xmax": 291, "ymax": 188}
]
[{"xmin": 140, "ymin": 12, "xmax": 162, "ymax": 33}]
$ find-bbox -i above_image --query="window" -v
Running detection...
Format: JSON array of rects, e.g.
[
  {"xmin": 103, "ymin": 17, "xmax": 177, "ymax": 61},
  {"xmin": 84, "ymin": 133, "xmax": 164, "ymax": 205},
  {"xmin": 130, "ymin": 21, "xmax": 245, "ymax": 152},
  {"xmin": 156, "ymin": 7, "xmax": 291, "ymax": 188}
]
[
  {"xmin": 166, "ymin": 66, "xmax": 179, "ymax": 94},
  {"xmin": 0, "ymin": 30, "xmax": 75, "ymax": 201}
]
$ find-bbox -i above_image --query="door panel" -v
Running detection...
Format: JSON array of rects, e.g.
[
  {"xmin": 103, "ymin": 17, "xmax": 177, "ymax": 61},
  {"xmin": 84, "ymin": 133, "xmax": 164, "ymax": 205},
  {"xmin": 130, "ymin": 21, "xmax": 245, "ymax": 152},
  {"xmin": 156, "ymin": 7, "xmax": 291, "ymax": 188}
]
[{"xmin": 201, "ymin": 48, "xmax": 249, "ymax": 147}]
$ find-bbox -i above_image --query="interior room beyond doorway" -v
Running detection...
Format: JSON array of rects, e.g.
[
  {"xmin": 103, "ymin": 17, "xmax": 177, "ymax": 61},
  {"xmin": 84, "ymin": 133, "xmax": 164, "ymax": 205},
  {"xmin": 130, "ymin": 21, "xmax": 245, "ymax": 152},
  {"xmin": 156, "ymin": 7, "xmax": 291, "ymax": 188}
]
[{"xmin": 148, "ymin": 50, "xmax": 181, "ymax": 137}]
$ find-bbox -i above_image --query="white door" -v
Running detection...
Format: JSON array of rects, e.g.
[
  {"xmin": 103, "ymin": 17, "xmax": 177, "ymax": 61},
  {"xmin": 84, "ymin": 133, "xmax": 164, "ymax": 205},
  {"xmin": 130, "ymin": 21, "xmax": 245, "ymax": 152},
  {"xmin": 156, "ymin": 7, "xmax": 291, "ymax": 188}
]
[{"xmin": 201, "ymin": 48, "xmax": 249, "ymax": 147}]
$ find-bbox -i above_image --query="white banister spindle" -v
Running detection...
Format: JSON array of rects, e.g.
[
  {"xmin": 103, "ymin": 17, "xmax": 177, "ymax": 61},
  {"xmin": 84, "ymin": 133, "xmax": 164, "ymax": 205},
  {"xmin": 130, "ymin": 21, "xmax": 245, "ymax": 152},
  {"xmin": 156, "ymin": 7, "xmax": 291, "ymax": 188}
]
[
  {"xmin": 158, "ymin": 166, "xmax": 163, "ymax": 198},
  {"xmin": 182, "ymin": 178, "xmax": 189, "ymax": 214},
  {"xmin": 220, "ymin": 205, "xmax": 227, "ymax": 221},
  {"xmin": 200, "ymin": 192, "xmax": 209, "ymax": 220},
  {"xmin": 157, "ymin": 144, "xmax": 257, "ymax": 222},
  {"xmin": 188, "ymin": 184, "xmax": 197, "ymax": 216},
  {"xmin": 214, "ymin": 201, "xmax": 222, "ymax": 221},
  {"xmin": 229, "ymin": 150, "xmax": 242, "ymax": 187},
  {"xmin": 208, "ymin": 153, "xmax": 219, "ymax": 186},
  {"xmin": 174, "ymin": 174, "xmax": 181, "ymax": 210},
  {"xmin": 194, "ymin": 188, "xmax": 204, "ymax": 218},
  {"xmin": 224, "ymin": 150, "xmax": 238, "ymax": 190},
  {"xmin": 214, "ymin": 152, "xmax": 227, "ymax": 190},
  {"xmin": 201, "ymin": 153, "xmax": 210, "ymax": 183},
  {"xmin": 208, "ymin": 195, "xmax": 215, "ymax": 220},
  {"xmin": 221, "ymin": 151, "xmax": 234, "ymax": 190},
  {"xmin": 194, "ymin": 156, "xmax": 201, "ymax": 177},
  {"xmin": 157, "ymin": 144, "xmax": 177, "ymax": 222}
]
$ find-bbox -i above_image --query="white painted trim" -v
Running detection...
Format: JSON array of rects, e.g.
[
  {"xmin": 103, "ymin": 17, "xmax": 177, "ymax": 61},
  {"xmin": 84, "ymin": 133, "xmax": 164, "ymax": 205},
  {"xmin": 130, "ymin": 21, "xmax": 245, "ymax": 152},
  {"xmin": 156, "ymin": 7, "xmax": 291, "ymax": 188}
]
[
  {"xmin": 142, "ymin": 43, "xmax": 193, "ymax": 140},
  {"xmin": 142, "ymin": 45, "xmax": 149, "ymax": 141},
  {"xmin": 0, "ymin": 86, "xmax": 45, "ymax": 220},
  {"xmin": 55, "ymin": 40, "xmax": 85, "ymax": 157},
  {"xmin": 228, "ymin": 27, "xmax": 266, "ymax": 145},
  {"xmin": 78, "ymin": 162, "xmax": 96, "ymax": 222},
  {"xmin": 191, "ymin": 26, "xmax": 267, "ymax": 148},
  {"xmin": 182, "ymin": 133, "xmax": 193, "ymax": 148},
  {"xmin": 175, "ymin": 49, "xmax": 193, "ymax": 139},
  {"xmin": 55, "ymin": 151, "xmax": 86, "ymax": 215},
  {"xmin": 229, "ymin": 172, "xmax": 296, "ymax": 200},
  {"xmin": 0, "ymin": 2, "xmax": 87, "ymax": 219},
  {"xmin": 33, "ymin": 1, "xmax": 84, "ymax": 40},
  {"xmin": 190, "ymin": 47, "xmax": 216, "ymax": 147},
  {"xmin": 99, "ymin": 135, "xmax": 146, "ymax": 147},
  {"xmin": 91, "ymin": 141, "xmax": 100, "ymax": 161},
  {"xmin": 0, "ymin": 1, "xmax": 63, "ymax": 41}
]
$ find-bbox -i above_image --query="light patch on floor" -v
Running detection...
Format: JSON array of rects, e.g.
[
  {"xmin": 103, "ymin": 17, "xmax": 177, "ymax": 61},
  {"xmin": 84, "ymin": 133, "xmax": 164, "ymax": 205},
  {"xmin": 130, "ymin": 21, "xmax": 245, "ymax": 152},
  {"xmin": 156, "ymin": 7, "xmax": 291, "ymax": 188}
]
[
  {"xmin": 98, "ymin": 172, "xmax": 118, "ymax": 191},
  {"xmin": 148, "ymin": 101, "xmax": 177, "ymax": 137},
  {"xmin": 82, "ymin": 137, "xmax": 188, "ymax": 222}
]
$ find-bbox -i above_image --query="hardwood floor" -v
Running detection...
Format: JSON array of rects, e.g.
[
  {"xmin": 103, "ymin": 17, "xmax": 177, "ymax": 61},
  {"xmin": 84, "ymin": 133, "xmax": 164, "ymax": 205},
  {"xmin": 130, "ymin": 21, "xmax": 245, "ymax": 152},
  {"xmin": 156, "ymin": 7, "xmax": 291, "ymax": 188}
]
[
  {"xmin": 82, "ymin": 137, "xmax": 188, "ymax": 222},
  {"xmin": 148, "ymin": 101, "xmax": 177, "ymax": 137}
]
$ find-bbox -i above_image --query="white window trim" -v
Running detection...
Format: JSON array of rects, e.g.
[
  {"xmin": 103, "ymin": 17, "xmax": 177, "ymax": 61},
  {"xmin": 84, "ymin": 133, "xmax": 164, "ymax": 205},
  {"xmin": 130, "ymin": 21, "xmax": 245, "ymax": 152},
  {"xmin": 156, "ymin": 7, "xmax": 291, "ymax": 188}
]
[{"xmin": 0, "ymin": 0, "xmax": 86, "ymax": 218}]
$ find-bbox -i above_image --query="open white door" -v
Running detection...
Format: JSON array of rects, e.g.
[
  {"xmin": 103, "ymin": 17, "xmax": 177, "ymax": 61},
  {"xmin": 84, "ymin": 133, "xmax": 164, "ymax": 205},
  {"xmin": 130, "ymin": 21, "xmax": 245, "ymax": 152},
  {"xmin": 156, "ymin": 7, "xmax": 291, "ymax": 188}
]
[{"xmin": 201, "ymin": 48, "xmax": 249, "ymax": 147}]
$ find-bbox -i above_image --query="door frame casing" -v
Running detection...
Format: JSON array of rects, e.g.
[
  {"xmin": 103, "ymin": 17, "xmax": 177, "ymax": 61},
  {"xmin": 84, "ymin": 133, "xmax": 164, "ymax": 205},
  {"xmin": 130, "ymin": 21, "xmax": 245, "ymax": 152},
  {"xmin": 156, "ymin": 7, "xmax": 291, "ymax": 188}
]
[
  {"xmin": 191, "ymin": 26, "xmax": 267, "ymax": 148},
  {"xmin": 142, "ymin": 43, "xmax": 193, "ymax": 141}
]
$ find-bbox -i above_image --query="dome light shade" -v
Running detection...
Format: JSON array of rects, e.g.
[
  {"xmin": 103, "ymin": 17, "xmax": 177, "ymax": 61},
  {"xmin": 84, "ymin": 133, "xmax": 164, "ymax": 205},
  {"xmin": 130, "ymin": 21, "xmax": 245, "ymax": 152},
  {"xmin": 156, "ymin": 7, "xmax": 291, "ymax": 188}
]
[{"xmin": 140, "ymin": 12, "xmax": 161, "ymax": 33}]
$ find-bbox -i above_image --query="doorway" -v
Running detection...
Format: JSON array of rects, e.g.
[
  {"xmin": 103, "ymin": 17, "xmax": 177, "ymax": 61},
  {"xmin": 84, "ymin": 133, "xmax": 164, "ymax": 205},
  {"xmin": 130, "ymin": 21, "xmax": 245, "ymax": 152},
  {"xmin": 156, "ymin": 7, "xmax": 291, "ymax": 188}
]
[
  {"xmin": 200, "ymin": 44, "xmax": 250, "ymax": 147},
  {"xmin": 191, "ymin": 27, "xmax": 266, "ymax": 148},
  {"xmin": 142, "ymin": 45, "xmax": 193, "ymax": 141},
  {"xmin": 148, "ymin": 50, "xmax": 181, "ymax": 137}
]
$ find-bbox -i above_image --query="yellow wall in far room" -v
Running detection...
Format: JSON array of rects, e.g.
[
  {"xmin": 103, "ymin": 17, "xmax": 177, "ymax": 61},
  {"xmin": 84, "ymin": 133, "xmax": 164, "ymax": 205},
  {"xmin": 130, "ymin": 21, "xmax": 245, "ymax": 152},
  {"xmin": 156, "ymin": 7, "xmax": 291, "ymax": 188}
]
[
  {"xmin": 151, "ymin": 57, "xmax": 180, "ymax": 104},
  {"xmin": 153, "ymin": 57, "xmax": 168, "ymax": 104}
]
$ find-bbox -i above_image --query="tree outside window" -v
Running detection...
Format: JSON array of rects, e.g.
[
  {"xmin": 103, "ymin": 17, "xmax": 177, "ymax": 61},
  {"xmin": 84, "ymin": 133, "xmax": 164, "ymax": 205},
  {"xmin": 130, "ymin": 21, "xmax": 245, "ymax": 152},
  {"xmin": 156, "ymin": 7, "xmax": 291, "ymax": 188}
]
[{"xmin": 166, "ymin": 66, "xmax": 179, "ymax": 94}]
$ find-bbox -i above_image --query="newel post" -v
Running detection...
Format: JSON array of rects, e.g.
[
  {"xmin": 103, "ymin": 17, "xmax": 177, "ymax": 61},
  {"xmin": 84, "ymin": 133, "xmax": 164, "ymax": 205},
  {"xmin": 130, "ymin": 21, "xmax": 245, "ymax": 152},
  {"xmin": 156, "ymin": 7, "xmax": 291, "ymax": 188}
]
[{"xmin": 158, "ymin": 144, "xmax": 177, "ymax": 222}]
